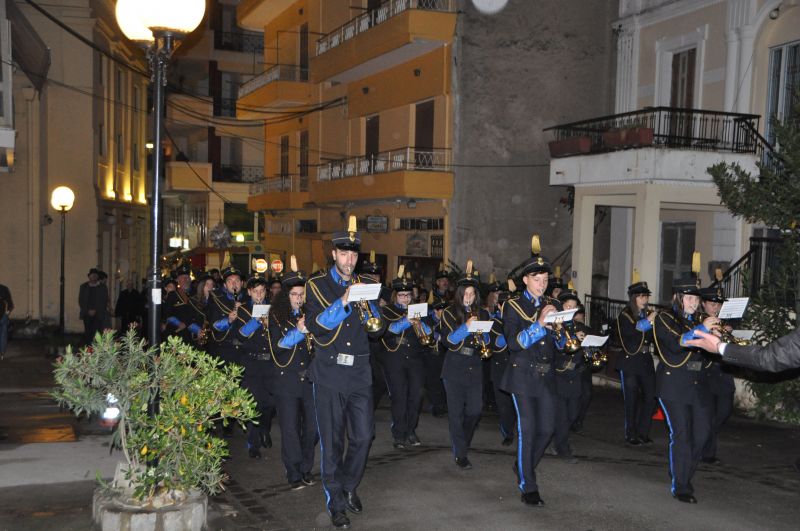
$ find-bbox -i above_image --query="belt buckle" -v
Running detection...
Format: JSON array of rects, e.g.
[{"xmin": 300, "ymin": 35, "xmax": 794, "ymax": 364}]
[
  {"xmin": 687, "ymin": 361, "xmax": 702, "ymax": 372},
  {"xmin": 337, "ymin": 353, "xmax": 355, "ymax": 366},
  {"xmin": 461, "ymin": 347, "xmax": 475, "ymax": 357}
]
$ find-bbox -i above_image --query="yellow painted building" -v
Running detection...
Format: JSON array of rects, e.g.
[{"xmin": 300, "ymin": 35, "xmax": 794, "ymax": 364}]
[{"xmin": 237, "ymin": 0, "xmax": 456, "ymax": 283}]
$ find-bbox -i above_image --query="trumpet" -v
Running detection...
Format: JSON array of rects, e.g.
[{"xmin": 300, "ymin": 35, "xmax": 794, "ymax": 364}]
[
  {"xmin": 196, "ymin": 322, "xmax": 210, "ymax": 346},
  {"xmin": 583, "ymin": 347, "xmax": 608, "ymax": 369},
  {"xmin": 466, "ymin": 311, "xmax": 492, "ymax": 359},
  {"xmin": 299, "ymin": 310, "xmax": 315, "ymax": 354},
  {"xmin": 715, "ymin": 319, "xmax": 751, "ymax": 346},
  {"xmin": 351, "ymin": 279, "xmax": 385, "ymax": 333},
  {"xmin": 410, "ymin": 315, "xmax": 436, "ymax": 347},
  {"xmin": 553, "ymin": 318, "xmax": 582, "ymax": 353}
]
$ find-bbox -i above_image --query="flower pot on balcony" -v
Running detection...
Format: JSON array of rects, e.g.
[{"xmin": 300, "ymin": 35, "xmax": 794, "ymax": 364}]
[
  {"xmin": 548, "ymin": 136, "xmax": 592, "ymax": 158},
  {"xmin": 602, "ymin": 127, "xmax": 654, "ymax": 149}
]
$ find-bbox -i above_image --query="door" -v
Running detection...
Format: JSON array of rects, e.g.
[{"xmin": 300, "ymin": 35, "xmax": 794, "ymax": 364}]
[
  {"xmin": 414, "ymin": 100, "xmax": 435, "ymax": 169},
  {"xmin": 365, "ymin": 115, "xmax": 380, "ymax": 172},
  {"xmin": 659, "ymin": 222, "xmax": 696, "ymax": 304},
  {"xmin": 299, "ymin": 23, "xmax": 309, "ymax": 81},
  {"xmin": 669, "ymin": 48, "xmax": 695, "ymax": 145}
]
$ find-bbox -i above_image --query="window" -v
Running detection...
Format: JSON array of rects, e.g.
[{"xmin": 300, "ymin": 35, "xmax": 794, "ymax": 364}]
[
  {"xmin": 116, "ymin": 69, "xmax": 123, "ymax": 101},
  {"xmin": 659, "ymin": 222, "xmax": 696, "ymax": 305},
  {"xmin": 117, "ymin": 133, "xmax": 124, "ymax": 163},
  {"xmin": 132, "ymin": 86, "xmax": 140, "ymax": 171},
  {"xmin": 297, "ymin": 219, "xmax": 317, "ymax": 233},
  {"xmin": 280, "ymin": 135, "xmax": 289, "ymax": 178},
  {"xmin": 430, "ymin": 235, "xmax": 444, "ymax": 258},
  {"xmin": 98, "ymin": 123, "xmax": 105, "ymax": 157},
  {"xmin": 766, "ymin": 40, "xmax": 800, "ymax": 145},
  {"xmin": 299, "ymin": 130, "xmax": 309, "ymax": 190},
  {"xmin": 398, "ymin": 218, "xmax": 444, "ymax": 231},
  {"xmin": 224, "ymin": 203, "xmax": 254, "ymax": 234}
]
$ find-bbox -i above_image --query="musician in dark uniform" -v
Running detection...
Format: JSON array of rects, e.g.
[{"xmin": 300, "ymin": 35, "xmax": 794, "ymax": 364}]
[
  {"xmin": 204, "ymin": 265, "xmax": 248, "ymax": 366},
  {"xmin": 614, "ymin": 280, "xmax": 657, "ymax": 445},
  {"xmin": 303, "ymin": 216, "xmax": 386, "ymax": 529},
  {"xmin": 265, "ymin": 257, "xmax": 318, "ymax": 489},
  {"xmin": 381, "ymin": 266, "xmax": 434, "ymax": 449},
  {"xmin": 163, "ymin": 263, "xmax": 205, "ymax": 345},
  {"xmin": 501, "ymin": 236, "xmax": 565, "ymax": 507},
  {"xmin": 653, "ymin": 276, "xmax": 717, "ymax": 503},
  {"xmin": 360, "ymin": 251, "xmax": 390, "ymax": 412},
  {"xmin": 572, "ymin": 304, "xmax": 597, "ymax": 432},
  {"xmin": 551, "ymin": 286, "xmax": 586, "ymax": 463},
  {"xmin": 489, "ymin": 280, "xmax": 516, "ymax": 446},
  {"xmin": 235, "ymin": 275, "xmax": 276, "ymax": 458},
  {"xmin": 440, "ymin": 261, "xmax": 490, "ymax": 469},
  {"xmin": 697, "ymin": 286, "xmax": 735, "ymax": 465}
]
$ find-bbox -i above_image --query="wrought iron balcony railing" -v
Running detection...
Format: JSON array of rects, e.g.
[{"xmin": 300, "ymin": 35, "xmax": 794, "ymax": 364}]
[
  {"xmin": 249, "ymin": 175, "xmax": 309, "ymax": 195},
  {"xmin": 216, "ymin": 165, "xmax": 264, "ymax": 184},
  {"xmin": 545, "ymin": 107, "xmax": 765, "ymax": 157},
  {"xmin": 214, "ymin": 30, "xmax": 264, "ymax": 54},
  {"xmin": 316, "ymin": 147, "xmax": 450, "ymax": 181},
  {"xmin": 238, "ymin": 64, "xmax": 309, "ymax": 100},
  {"xmin": 316, "ymin": 0, "xmax": 456, "ymax": 57}
]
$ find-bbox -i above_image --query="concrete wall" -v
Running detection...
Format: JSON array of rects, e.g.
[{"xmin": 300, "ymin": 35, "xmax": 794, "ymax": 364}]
[{"xmin": 451, "ymin": 0, "xmax": 619, "ymax": 276}]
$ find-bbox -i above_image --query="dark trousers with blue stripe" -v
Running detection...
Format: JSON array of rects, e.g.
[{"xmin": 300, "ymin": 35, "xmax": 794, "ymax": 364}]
[
  {"xmin": 423, "ymin": 353, "xmax": 447, "ymax": 414},
  {"xmin": 553, "ymin": 394, "xmax": 580, "ymax": 455},
  {"xmin": 512, "ymin": 392, "xmax": 556, "ymax": 494},
  {"xmin": 620, "ymin": 367, "xmax": 656, "ymax": 440},
  {"xmin": 701, "ymin": 390, "xmax": 733, "ymax": 460},
  {"xmin": 276, "ymin": 386, "xmax": 319, "ymax": 484},
  {"xmin": 442, "ymin": 379, "xmax": 483, "ymax": 460},
  {"xmin": 385, "ymin": 362, "xmax": 425, "ymax": 441},
  {"xmin": 493, "ymin": 381, "xmax": 516, "ymax": 440},
  {"xmin": 575, "ymin": 368, "xmax": 593, "ymax": 426},
  {"xmin": 659, "ymin": 397, "xmax": 711, "ymax": 496},
  {"xmin": 313, "ymin": 383, "xmax": 374, "ymax": 514}
]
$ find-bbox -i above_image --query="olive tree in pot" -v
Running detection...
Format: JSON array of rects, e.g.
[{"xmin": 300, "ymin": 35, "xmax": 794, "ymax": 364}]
[{"xmin": 52, "ymin": 330, "xmax": 257, "ymax": 530}]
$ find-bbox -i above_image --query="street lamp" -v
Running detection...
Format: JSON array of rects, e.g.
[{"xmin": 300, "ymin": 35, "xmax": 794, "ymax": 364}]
[
  {"xmin": 50, "ymin": 186, "xmax": 75, "ymax": 334},
  {"xmin": 115, "ymin": 0, "xmax": 205, "ymax": 348}
]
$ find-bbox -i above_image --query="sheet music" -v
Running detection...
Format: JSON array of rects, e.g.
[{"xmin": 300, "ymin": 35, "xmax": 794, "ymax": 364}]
[
  {"xmin": 581, "ymin": 335, "xmax": 609, "ymax": 347},
  {"xmin": 732, "ymin": 330, "xmax": 755, "ymax": 341},
  {"xmin": 718, "ymin": 297, "xmax": 749, "ymax": 319},
  {"xmin": 407, "ymin": 303, "xmax": 428, "ymax": 319},
  {"xmin": 544, "ymin": 308, "xmax": 578, "ymax": 324},
  {"xmin": 467, "ymin": 320, "xmax": 494, "ymax": 333},
  {"xmin": 252, "ymin": 304, "xmax": 270, "ymax": 319},
  {"xmin": 346, "ymin": 283, "xmax": 382, "ymax": 303}
]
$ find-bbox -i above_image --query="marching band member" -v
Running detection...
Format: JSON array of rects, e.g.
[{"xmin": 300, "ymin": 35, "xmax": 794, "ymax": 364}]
[
  {"xmin": 501, "ymin": 235, "xmax": 565, "ymax": 506},
  {"xmin": 204, "ymin": 265, "xmax": 248, "ymax": 366},
  {"xmin": 489, "ymin": 279, "xmax": 516, "ymax": 446},
  {"xmin": 163, "ymin": 263, "xmax": 206, "ymax": 345},
  {"xmin": 266, "ymin": 257, "xmax": 318, "ymax": 489},
  {"xmin": 440, "ymin": 260, "xmax": 490, "ymax": 469}
]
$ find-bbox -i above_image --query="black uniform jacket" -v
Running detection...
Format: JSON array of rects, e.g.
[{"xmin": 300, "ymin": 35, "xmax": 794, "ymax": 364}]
[
  {"xmin": 204, "ymin": 288, "xmax": 249, "ymax": 361},
  {"xmin": 653, "ymin": 310, "xmax": 710, "ymax": 404},
  {"xmin": 267, "ymin": 312, "xmax": 314, "ymax": 398},
  {"xmin": 614, "ymin": 305, "xmax": 654, "ymax": 372},
  {"xmin": 489, "ymin": 315, "xmax": 510, "ymax": 384},
  {"xmin": 500, "ymin": 294, "xmax": 563, "ymax": 398},
  {"xmin": 304, "ymin": 270, "xmax": 386, "ymax": 393},
  {"xmin": 440, "ymin": 305, "xmax": 490, "ymax": 386},
  {"xmin": 380, "ymin": 304, "xmax": 432, "ymax": 364},
  {"xmin": 163, "ymin": 288, "xmax": 206, "ymax": 343}
]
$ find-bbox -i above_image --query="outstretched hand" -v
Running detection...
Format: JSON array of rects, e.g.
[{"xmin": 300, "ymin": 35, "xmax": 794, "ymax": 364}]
[{"xmin": 685, "ymin": 329, "xmax": 723, "ymax": 354}]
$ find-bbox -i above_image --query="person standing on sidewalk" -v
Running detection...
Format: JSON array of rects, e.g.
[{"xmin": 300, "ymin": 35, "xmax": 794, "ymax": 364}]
[
  {"xmin": 78, "ymin": 268, "xmax": 109, "ymax": 345},
  {"xmin": 0, "ymin": 282, "xmax": 13, "ymax": 360}
]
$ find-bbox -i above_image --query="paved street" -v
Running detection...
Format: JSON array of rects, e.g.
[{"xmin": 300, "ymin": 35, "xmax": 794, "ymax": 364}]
[{"xmin": 1, "ymin": 338, "xmax": 799, "ymax": 530}]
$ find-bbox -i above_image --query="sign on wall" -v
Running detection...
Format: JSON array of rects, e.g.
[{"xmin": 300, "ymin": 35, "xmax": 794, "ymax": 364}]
[{"xmin": 405, "ymin": 232, "xmax": 428, "ymax": 257}]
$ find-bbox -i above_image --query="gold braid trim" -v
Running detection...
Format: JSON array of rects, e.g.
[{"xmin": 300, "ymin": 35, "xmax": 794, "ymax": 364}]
[
  {"xmin": 305, "ymin": 276, "xmax": 342, "ymax": 347},
  {"xmin": 441, "ymin": 307, "xmax": 465, "ymax": 351},
  {"xmin": 616, "ymin": 307, "xmax": 645, "ymax": 356},
  {"xmin": 653, "ymin": 312, "xmax": 692, "ymax": 368},
  {"xmin": 271, "ymin": 314, "xmax": 300, "ymax": 369}
]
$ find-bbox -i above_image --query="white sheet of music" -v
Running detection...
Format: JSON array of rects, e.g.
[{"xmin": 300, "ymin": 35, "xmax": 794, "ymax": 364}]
[
  {"xmin": 467, "ymin": 320, "xmax": 494, "ymax": 333},
  {"xmin": 252, "ymin": 304, "xmax": 270, "ymax": 319},
  {"xmin": 407, "ymin": 303, "xmax": 428, "ymax": 319},
  {"xmin": 732, "ymin": 330, "xmax": 755, "ymax": 340},
  {"xmin": 544, "ymin": 308, "xmax": 578, "ymax": 324},
  {"xmin": 346, "ymin": 283, "xmax": 382, "ymax": 303},
  {"xmin": 718, "ymin": 297, "xmax": 749, "ymax": 319},
  {"xmin": 581, "ymin": 335, "xmax": 609, "ymax": 347}
]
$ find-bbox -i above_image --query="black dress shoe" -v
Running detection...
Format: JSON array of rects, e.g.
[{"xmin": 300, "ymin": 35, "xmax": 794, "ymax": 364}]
[
  {"xmin": 407, "ymin": 433, "xmax": 422, "ymax": 446},
  {"xmin": 638, "ymin": 436, "xmax": 653, "ymax": 446},
  {"xmin": 260, "ymin": 433, "xmax": 272, "ymax": 449},
  {"xmin": 502, "ymin": 436, "xmax": 514, "ymax": 446},
  {"xmin": 301, "ymin": 473, "xmax": 316, "ymax": 486},
  {"xmin": 344, "ymin": 491, "xmax": 362, "ymax": 514},
  {"xmin": 392, "ymin": 439, "xmax": 407, "ymax": 450},
  {"xmin": 455, "ymin": 457, "xmax": 472, "ymax": 469},
  {"xmin": 673, "ymin": 493, "xmax": 697, "ymax": 504},
  {"xmin": 521, "ymin": 491, "xmax": 545, "ymax": 506},
  {"xmin": 331, "ymin": 511, "xmax": 351, "ymax": 529},
  {"xmin": 626, "ymin": 437, "xmax": 642, "ymax": 446},
  {"xmin": 701, "ymin": 457, "xmax": 721, "ymax": 465},
  {"xmin": 248, "ymin": 446, "xmax": 261, "ymax": 459},
  {"xmin": 289, "ymin": 480, "xmax": 305, "ymax": 491}
]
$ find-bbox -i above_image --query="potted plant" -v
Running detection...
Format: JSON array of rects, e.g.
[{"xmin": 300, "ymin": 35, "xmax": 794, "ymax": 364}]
[
  {"xmin": 548, "ymin": 135, "xmax": 593, "ymax": 157},
  {"xmin": 52, "ymin": 330, "xmax": 257, "ymax": 531},
  {"xmin": 602, "ymin": 124, "xmax": 654, "ymax": 149}
]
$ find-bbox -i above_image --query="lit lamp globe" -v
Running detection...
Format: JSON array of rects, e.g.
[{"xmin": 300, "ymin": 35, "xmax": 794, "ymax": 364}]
[
  {"xmin": 50, "ymin": 186, "xmax": 75, "ymax": 212},
  {"xmin": 115, "ymin": 0, "xmax": 154, "ymax": 43},
  {"xmin": 116, "ymin": 0, "xmax": 205, "ymax": 42},
  {"xmin": 472, "ymin": 0, "xmax": 509, "ymax": 14}
]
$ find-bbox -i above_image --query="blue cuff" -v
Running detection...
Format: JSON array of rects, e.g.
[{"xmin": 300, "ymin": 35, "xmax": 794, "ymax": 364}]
[
  {"xmin": 389, "ymin": 317, "xmax": 412, "ymax": 334},
  {"xmin": 166, "ymin": 316, "xmax": 183, "ymax": 328},
  {"xmin": 448, "ymin": 323, "xmax": 470, "ymax": 344},
  {"xmin": 517, "ymin": 322, "xmax": 547, "ymax": 348},
  {"xmin": 317, "ymin": 298, "xmax": 351, "ymax": 329},
  {"xmin": 240, "ymin": 318, "xmax": 262, "ymax": 337},
  {"xmin": 278, "ymin": 327, "xmax": 305, "ymax": 349},
  {"xmin": 213, "ymin": 319, "xmax": 230, "ymax": 332},
  {"xmin": 496, "ymin": 334, "xmax": 507, "ymax": 348},
  {"xmin": 680, "ymin": 325, "xmax": 709, "ymax": 346},
  {"xmin": 636, "ymin": 318, "xmax": 652, "ymax": 332},
  {"xmin": 359, "ymin": 301, "xmax": 381, "ymax": 325},
  {"xmin": 188, "ymin": 323, "xmax": 201, "ymax": 335},
  {"xmin": 420, "ymin": 321, "xmax": 432, "ymax": 335}
]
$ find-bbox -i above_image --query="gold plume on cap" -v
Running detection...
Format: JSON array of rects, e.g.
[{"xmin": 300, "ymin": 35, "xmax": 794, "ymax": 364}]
[
  {"xmin": 508, "ymin": 278, "xmax": 517, "ymax": 292},
  {"xmin": 691, "ymin": 251, "xmax": 701, "ymax": 275},
  {"xmin": 465, "ymin": 259, "xmax": 473, "ymax": 276},
  {"xmin": 489, "ymin": 272, "xmax": 497, "ymax": 284},
  {"xmin": 715, "ymin": 267, "xmax": 723, "ymax": 282},
  {"xmin": 312, "ymin": 262, "xmax": 320, "ymax": 273},
  {"xmin": 290, "ymin": 255, "xmax": 298, "ymax": 273},
  {"xmin": 567, "ymin": 280, "xmax": 574, "ymax": 290},
  {"xmin": 251, "ymin": 257, "xmax": 258, "ymax": 271},
  {"xmin": 397, "ymin": 264, "xmax": 405, "ymax": 279},
  {"xmin": 632, "ymin": 269, "xmax": 640, "ymax": 284},
  {"xmin": 554, "ymin": 265, "xmax": 561, "ymax": 278},
  {"xmin": 427, "ymin": 290, "xmax": 434, "ymax": 304},
  {"xmin": 531, "ymin": 235, "xmax": 541, "ymax": 255},
  {"xmin": 347, "ymin": 215, "xmax": 357, "ymax": 241},
  {"xmin": 369, "ymin": 250, "xmax": 376, "ymax": 263},
  {"xmin": 439, "ymin": 262, "xmax": 445, "ymax": 272},
  {"xmin": 474, "ymin": 270, "xmax": 480, "ymax": 278}
]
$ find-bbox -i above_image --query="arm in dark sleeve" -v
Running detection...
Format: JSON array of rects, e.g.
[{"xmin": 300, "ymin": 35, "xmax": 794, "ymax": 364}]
[
  {"xmin": 304, "ymin": 278, "xmax": 350, "ymax": 339},
  {"xmin": 724, "ymin": 327, "xmax": 800, "ymax": 372}
]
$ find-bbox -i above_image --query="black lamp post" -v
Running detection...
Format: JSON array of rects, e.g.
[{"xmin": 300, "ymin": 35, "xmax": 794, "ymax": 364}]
[{"xmin": 50, "ymin": 186, "xmax": 75, "ymax": 334}]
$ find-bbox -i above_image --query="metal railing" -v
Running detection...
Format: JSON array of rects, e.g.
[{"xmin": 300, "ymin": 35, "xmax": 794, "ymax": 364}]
[
  {"xmin": 214, "ymin": 30, "xmax": 264, "ymax": 53},
  {"xmin": 584, "ymin": 295, "xmax": 668, "ymax": 335},
  {"xmin": 544, "ymin": 107, "xmax": 763, "ymax": 157},
  {"xmin": 713, "ymin": 236, "xmax": 793, "ymax": 305},
  {"xmin": 216, "ymin": 165, "xmax": 264, "ymax": 183},
  {"xmin": 316, "ymin": 0, "xmax": 455, "ymax": 56},
  {"xmin": 316, "ymin": 147, "xmax": 450, "ymax": 181},
  {"xmin": 249, "ymin": 175, "xmax": 308, "ymax": 195},
  {"xmin": 238, "ymin": 64, "xmax": 309, "ymax": 99}
]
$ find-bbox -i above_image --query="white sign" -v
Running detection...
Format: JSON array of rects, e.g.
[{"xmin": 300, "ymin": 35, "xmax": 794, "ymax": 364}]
[
  {"xmin": 252, "ymin": 304, "xmax": 270, "ymax": 319},
  {"xmin": 718, "ymin": 297, "xmax": 749, "ymax": 320},
  {"xmin": 467, "ymin": 320, "xmax": 494, "ymax": 334},
  {"xmin": 151, "ymin": 288, "xmax": 161, "ymax": 305},
  {"xmin": 407, "ymin": 303, "xmax": 428, "ymax": 319},
  {"xmin": 581, "ymin": 335, "xmax": 609, "ymax": 348},
  {"xmin": 544, "ymin": 308, "xmax": 578, "ymax": 324},
  {"xmin": 346, "ymin": 283, "xmax": 382, "ymax": 303}
]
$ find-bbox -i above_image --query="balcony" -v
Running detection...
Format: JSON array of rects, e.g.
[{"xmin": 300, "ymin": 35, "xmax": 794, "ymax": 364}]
[
  {"xmin": 545, "ymin": 107, "xmax": 766, "ymax": 187},
  {"xmin": 166, "ymin": 93, "xmax": 212, "ymax": 128},
  {"xmin": 247, "ymin": 175, "xmax": 310, "ymax": 211},
  {"xmin": 312, "ymin": 0, "xmax": 456, "ymax": 84},
  {"xmin": 166, "ymin": 161, "xmax": 212, "ymax": 192},
  {"xmin": 311, "ymin": 147, "xmax": 453, "ymax": 204},
  {"xmin": 237, "ymin": 65, "xmax": 313, "ymax": 117},
  {"xmin": 213, "ymin": 30, "xmax": 264, "ymax": 54},
  {"xmin": 237, "ymin": 0, "xmax": 296, "ymax": 31},
  {"xmin": 216, "ymin": 164, "xmax": 264, "ymax": 184}
]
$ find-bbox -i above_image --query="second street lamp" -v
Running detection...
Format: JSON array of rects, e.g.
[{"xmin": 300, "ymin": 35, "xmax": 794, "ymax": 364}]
[{"xmin": 50, "ymin": 185, "xmax": 75, "ymax": 334}]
